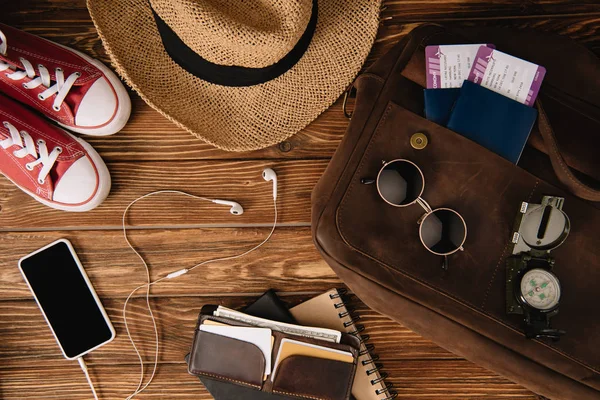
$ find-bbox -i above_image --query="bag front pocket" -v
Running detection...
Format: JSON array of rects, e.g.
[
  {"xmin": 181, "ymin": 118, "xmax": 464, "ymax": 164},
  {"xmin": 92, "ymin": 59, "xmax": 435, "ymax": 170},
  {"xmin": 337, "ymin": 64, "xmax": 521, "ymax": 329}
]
[
  {"xmin": 188, "ymin": 330, "xmax": 266, "ymax": 389},
  {"xmin": 337, "ymin": 102, "xmax": 542, "ymax": 310},
  {"xmin": 335, "ymin": 99, "xmax": 600, "ymax": 380}
]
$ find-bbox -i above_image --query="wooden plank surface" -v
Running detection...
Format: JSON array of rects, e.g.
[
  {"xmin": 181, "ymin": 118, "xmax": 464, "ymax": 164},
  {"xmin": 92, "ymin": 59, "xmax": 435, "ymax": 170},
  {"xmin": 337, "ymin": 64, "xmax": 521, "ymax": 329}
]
[
  {"xmin": 0, "ymin": 361, "xmax": 537, "ymax": 399},
  {"xmin": 0, "ymin": 160, "xmax": 325, "ymax": 230},
  {"xmin": 2, "ymin": 0, "xmax": 599, "ymax": 398},
  {"xmin": 0, "ymin": 296, "xmax": 454, "ymax": 365},
  {"xmin": 0, "ymin": 228, "xmax": 335, "ymax": 299}
]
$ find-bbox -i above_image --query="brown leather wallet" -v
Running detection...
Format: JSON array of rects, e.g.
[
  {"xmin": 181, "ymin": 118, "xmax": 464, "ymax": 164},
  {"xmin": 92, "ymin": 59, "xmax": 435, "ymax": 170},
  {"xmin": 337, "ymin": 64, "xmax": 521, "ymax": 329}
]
[{"xmin": 188, "ymin": 305, "xmax": 361, "ymax": 400}]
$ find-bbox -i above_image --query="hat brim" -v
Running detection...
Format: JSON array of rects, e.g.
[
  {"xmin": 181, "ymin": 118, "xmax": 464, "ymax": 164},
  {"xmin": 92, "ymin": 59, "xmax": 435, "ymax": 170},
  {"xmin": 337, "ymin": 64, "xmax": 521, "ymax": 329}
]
[{"xmin": 87, "ymin": 0, "xmax": 381, "ymax": 151}]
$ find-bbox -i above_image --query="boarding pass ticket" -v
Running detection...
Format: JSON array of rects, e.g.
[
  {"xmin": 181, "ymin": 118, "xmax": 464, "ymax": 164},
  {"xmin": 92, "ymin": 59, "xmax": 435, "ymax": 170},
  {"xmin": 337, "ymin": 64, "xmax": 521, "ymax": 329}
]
[
  {"xmin": 426, "ymin": 44, "xmax": 494, "ymax": 89},
  {"xmin": 468, "ymin": 46, "xmax": 546, "ymax": 106}
]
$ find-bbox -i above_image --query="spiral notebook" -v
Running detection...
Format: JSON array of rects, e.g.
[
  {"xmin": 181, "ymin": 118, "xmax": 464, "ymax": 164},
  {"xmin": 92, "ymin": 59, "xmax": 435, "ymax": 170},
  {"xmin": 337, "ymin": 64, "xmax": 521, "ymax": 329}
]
[{"xmin": 290, "ymin": 289, "xmax": 396, "ymax": 400}]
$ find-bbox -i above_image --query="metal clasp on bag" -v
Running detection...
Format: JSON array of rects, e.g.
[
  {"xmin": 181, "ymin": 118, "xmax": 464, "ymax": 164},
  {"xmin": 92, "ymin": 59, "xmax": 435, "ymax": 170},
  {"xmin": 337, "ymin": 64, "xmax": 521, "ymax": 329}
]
[
  {"xmin": 410, "ymin": 133, "xmax": 428, "ymax": 150},
  {"xmin": 342, "ymin": 84, "xmax": 357, "ymax": 120}
]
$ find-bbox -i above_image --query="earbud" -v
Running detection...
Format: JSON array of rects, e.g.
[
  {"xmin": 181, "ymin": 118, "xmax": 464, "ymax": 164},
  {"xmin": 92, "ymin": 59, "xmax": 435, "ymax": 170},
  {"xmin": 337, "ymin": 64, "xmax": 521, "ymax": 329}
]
[
  {"xmin": 209, "ymin": 169, "xmax": 276, "ymax": 215},
  {"xmin": 262, "ymin": 168, "xmax": 278, "ymax": 200},
  {"xmin": 212, "ymin": 199, "xmax": 244, "ymax": 215}
]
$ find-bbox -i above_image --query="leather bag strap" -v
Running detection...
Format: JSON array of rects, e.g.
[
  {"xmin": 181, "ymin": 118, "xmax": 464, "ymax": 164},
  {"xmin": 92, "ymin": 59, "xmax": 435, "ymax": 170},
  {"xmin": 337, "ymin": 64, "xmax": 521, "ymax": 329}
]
[{"xmin": 536, "ymin": 99, "xmax": 600, "ymax": 201}]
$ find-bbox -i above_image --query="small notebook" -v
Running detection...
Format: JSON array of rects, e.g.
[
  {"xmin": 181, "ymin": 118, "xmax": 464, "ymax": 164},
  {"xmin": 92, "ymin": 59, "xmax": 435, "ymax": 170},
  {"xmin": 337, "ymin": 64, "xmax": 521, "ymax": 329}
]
[{"xmin": 290, "ymin": 289, "xmax": 395, "ymax": 400}]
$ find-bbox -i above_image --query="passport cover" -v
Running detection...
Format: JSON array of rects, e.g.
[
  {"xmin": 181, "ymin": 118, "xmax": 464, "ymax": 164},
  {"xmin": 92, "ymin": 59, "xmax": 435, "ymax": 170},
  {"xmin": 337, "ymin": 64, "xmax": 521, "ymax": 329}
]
[
  {"xmin": 447, "ymin": 80, "xmax": 538, "ymax": 164},
  {"xmin": 423, "ymin": 88, "xmax": 460, "ymax": 125}
]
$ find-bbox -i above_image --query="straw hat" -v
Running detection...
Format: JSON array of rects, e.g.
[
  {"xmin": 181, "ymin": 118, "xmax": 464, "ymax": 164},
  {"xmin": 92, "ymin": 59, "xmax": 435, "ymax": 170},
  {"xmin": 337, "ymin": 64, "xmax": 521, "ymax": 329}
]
[{"xmin": 87, "ymin": 0, "xmax": 381, "ymax": 151}]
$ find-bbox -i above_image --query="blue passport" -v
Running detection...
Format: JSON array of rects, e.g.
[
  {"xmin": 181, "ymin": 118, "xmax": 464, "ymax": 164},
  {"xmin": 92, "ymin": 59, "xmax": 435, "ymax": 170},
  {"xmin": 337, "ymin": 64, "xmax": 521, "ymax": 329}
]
[
  {"xmin": 424, "ymin": 88, "xmax": 461, "ymax": 126},
  {"xmin": 446, "ymin": 81, "xmax": 538, "ymax": 164}
]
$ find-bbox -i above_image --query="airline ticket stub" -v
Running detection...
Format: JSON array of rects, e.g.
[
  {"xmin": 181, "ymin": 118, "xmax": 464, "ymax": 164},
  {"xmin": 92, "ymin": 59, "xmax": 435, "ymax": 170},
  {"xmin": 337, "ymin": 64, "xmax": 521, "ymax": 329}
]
[
  {"xmin": 425, "ymin": 44, "xmax": 494, "ymax": 89},
  {"xmin": 468, "ymin": 46, "xmax": 546, "ymax": 106}
]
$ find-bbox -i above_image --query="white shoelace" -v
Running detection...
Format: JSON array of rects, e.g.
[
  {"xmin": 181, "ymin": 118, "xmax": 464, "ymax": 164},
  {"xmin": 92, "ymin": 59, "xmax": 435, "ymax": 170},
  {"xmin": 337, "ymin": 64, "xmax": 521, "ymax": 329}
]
[
  {"xmin": 0, "ymin": 29, "xmax": 80, "ymax": 112},
  {"xmin": 1, "ymin": 121, "xmax": 62, "ymax": 184}
]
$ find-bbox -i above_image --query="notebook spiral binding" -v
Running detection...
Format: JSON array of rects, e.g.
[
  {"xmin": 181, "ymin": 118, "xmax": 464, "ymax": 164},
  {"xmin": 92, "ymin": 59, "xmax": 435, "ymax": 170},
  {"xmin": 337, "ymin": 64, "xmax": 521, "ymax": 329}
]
[{"xmin": 330, "ymin": 289, "xmax": 398, "ymax": 400}]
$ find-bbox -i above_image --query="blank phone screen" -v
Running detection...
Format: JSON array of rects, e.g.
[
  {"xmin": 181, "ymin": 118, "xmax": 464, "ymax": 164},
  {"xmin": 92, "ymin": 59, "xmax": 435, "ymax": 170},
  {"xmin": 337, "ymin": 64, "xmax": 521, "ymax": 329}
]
[{"xmin": 20, "ymin": 241, "xmax": 113, "ymax": 358}]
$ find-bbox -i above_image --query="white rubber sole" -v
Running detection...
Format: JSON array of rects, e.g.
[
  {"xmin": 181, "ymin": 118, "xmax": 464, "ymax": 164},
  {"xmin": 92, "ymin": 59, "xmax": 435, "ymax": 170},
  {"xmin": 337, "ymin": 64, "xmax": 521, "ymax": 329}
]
[
  {"xmin": 53, "ymin": 42, "xmax": 132, "ymax": 136},
  {"xmin": 5, "ymin": 131, "xmax": 112, "ymax": 212}
]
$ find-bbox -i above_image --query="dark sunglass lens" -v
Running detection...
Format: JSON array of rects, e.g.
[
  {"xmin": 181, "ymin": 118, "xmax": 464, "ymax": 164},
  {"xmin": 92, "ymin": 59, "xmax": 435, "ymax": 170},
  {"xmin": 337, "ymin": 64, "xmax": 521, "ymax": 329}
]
[
  {"xmin": 378, "ymin": 161, "xmax": 424, "ymax": 206},
  {"xmin": 420, "ymin": 209, "xmax": 466, "ymax": 254}
]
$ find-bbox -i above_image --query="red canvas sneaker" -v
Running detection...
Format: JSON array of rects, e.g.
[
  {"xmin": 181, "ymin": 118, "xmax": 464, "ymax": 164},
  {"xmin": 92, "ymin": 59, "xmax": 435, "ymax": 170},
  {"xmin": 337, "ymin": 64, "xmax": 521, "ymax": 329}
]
[
  {"xmin": 0, "ymin": 93, "xmax": 110, "ymax": 211},
  {"xmin": 0, "ymin": 23, "xmax": 130, "ymax": 136}
]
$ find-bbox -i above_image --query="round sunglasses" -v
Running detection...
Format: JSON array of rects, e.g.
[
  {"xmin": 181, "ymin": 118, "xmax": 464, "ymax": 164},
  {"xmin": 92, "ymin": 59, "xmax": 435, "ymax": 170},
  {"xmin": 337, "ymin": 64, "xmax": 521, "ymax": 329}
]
[{"xmin": 361, "ymin": 159, "xmax": 467, "ymax": 270}]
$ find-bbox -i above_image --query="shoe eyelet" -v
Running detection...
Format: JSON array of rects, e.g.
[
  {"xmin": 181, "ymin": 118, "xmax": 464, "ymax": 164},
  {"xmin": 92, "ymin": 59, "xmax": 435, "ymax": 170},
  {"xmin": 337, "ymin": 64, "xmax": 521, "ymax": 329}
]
[
  {"xmin": 75, "ymin": 72, "xmax": 82, "ymax": 77},
  {"xmin": 37, "ymin": 139, "xmax": 45, "ymax": 146},
  {"xmin": 38, "ymin": 178, "xmax": 45, "ymax": 185},
  {"xmin": 52, "ymin": 105, "xmax": 60, "ymax": 112},
  {"xmin": 26, "ymin": 164, "xmax": 34, "ymax": 171},
  {"xmin": 56, "ymin": 67, "xmax": 62, "ymax": 72},
  {"xmin": 22, "ymin": 83, "xmax": 28, "ymax": 89},
  {"xmin": 55, "ymin": 146, "xmax": 62, "ymax": 154},
  {"xmin": 2, "ymin": 121, "xmax": 8, "ymax": 128},
  {"xmin": 37, "ymin": 64, "xmax": 44, "ymax": 69},
  {"xmin": 38, "ymin": 94, "xmax": 45, "ymax": 101}
]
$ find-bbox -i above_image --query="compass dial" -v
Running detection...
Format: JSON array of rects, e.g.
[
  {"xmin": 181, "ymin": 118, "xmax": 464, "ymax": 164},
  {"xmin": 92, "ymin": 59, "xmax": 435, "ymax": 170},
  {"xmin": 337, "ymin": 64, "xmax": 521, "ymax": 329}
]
[{"xmin": 520, "ymin": 269, "xmax": 561, "ymax": 310}]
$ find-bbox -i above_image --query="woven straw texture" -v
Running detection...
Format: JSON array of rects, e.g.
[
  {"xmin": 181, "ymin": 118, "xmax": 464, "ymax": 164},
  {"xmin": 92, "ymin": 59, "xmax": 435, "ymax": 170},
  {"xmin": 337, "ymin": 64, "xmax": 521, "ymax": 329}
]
[
  {"xmin": 151, "ymin": 0, "xmax": 312, "ymax": 68},
  {"xmin": 87, "ymin": 0, "xmax": 382, "ymax": 152}
]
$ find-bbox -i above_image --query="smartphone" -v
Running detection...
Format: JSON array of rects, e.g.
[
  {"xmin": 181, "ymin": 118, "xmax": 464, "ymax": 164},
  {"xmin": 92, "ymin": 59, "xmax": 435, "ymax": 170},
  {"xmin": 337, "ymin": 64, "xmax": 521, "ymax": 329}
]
[{"xmin": 18, "ymin": 239, "xmax": 115, "ymax": 360}]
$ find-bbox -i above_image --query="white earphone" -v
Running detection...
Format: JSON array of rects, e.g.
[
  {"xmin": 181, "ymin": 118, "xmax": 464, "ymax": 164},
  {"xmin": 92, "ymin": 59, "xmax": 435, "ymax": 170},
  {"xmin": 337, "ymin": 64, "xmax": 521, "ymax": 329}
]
[
  {"xmin": 262, "ymin": 167, "xmax": 278, "ymax": 200},
  {"xmin": 211, "ymin": 199, "xmax": 244, "ymax": 215},
  {"xmin": 209, "ymin": 168, "xmax": 277, "ymax": 215},
  {"xmin": 109, "ymin": 167, "xmax": 278, "ymax": 400}
]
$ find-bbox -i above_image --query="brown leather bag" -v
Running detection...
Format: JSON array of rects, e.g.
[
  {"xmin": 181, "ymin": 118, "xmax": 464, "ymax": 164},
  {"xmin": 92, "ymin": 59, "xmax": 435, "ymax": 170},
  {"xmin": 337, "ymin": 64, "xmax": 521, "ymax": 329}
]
[{"xmin": 312, "ymin": 24, "xmax": 600, "ymax": 399}]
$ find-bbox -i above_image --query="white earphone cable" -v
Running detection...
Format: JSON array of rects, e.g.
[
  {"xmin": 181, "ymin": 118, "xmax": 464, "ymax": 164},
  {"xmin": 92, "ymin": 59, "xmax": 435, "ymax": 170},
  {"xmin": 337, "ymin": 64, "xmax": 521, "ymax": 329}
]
[
  {"xmin": 78, "ymin": 357, "xmax": 99, "ymax": 400},
  {"xmin": 119, "ymin": 190, "xmax": 277, "ymax": 399}
]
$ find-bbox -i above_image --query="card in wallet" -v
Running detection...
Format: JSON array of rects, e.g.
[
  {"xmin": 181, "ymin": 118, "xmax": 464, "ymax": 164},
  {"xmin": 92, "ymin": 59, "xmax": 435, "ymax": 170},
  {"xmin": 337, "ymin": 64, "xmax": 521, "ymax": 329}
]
[
  {"xmin": 423, "ymin": 88, "xmax": 461, "ymax": 125},
  {"xmin": 272, "ymin": 338, "xmax": 354, "ymax": 378},
  {"xmin": 447, "ymin": 80, "xmax": 538, "ymax": 164}
]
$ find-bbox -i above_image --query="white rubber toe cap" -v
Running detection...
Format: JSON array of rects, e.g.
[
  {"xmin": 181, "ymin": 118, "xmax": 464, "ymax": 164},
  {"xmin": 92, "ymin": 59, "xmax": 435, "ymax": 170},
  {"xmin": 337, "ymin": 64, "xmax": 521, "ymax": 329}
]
[
  {"xmin": 75, "ymin": 78, "xmax": 117, "ymax": 127},
  {"xmin": 53, "ymin": 157, "xmax": 98, "ymax": 204}
]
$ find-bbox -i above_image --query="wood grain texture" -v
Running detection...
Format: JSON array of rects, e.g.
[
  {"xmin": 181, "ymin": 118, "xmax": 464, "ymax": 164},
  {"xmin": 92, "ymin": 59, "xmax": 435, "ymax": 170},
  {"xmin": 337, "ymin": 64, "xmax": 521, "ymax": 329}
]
[
  {"xmin": 0, "ymin": 160, "xmax": 326, "ymax": 229},
  {"xmin": 4, "ymin": 0, "xmax": 599, "ymax": 26},
  {"xmin": 0, "ymin": 361, "xmax": 536, "ymax": 399},
  {"xmin": 0, "ymin": 228, "xmax": 337, "ymax": 299},
  {"xmin": 382, "ymin": 0, "xmax": 600, "ymax": 21},
  {"xmin": 0, "ymin": 296, "xmax": 455, "ymax": 366}
]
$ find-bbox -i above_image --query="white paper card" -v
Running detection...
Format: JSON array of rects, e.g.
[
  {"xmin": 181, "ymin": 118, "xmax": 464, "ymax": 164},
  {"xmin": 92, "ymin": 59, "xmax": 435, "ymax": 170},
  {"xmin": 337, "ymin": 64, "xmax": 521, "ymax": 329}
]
[
  {"xmin": 468, "ymin": 46, "xmax": 546, "ymax": 106},
  {"xmin": 200, "ymin": 324, "xmax": 273, "ymax": 376}
]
